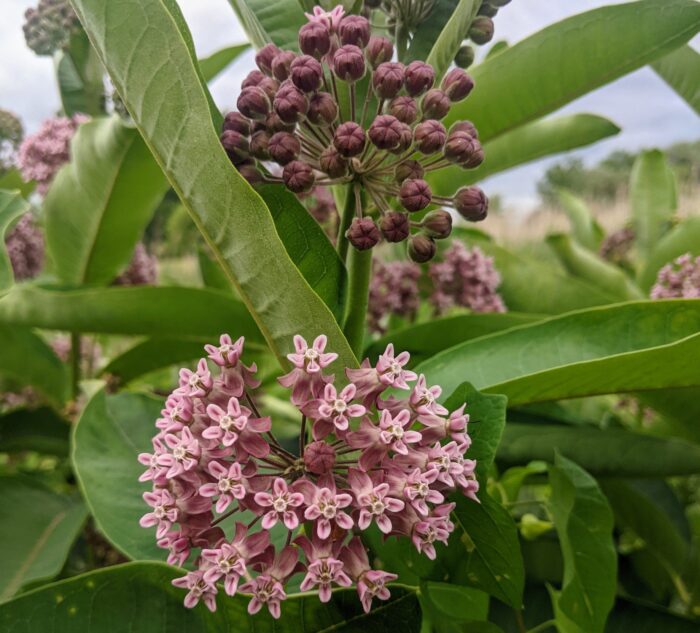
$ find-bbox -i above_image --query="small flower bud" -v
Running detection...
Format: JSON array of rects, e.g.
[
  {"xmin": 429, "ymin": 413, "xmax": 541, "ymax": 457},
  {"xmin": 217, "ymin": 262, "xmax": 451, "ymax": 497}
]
[
  {"xmin": 444, "ymin": 130, "xmax": 481, "ymax": 163},
  {"xmin": 290, "ymin": 55, "xmax": 324, "ymax": 92},
  {"xmin": 380, "ymin": 212, "xmax": 410, "ymax": 242},
  {"xmin": 391, "ymin": 123, "xmax": 414, "ymax": 154},
  {"xmin": 408, "ymin": 234, "xmax": 437, "ymax": 263},
  {"xmin": 283, "ymin": 160, "xmax": 315, "ymax": 193},
  {"xmin": 333, "ymin": 122, "xmax": 366, "ymax": 157},
  {"xmin": 346, "ymin": 217, "xmax": 380, "ymax": 250},
  {"xmin": 441, "ymin": 68, "xmax": 474, "ymax": 102},
  {"xmin": 268, "ymin": 132, "xmax": 301, "ymax": 165},
  {"xmin": 389, "ymin": 96, "xmax": 418, "ymax": 125},
  {"xmin": 250, "ymin": 130, "xmax": 271, "ymax": 159},
  {"xmin": 414, "ymin": 119, "xmax": 447, "ymax": 154},
  {"xmin": 399, "ymin": 178, "xmax": 432, "ymax": 212},
  {"xmin": 220, "ymin": 130, "xmax": 249, "ymax": 160},
  {"xmin": 271, "ymin": 51, "xmax": 297, "ymax": 81},
  {"xmin": 241, "ymin": 69, "xmax": 266, "ymax": 89},
  {"xmin": 454, "ymin": 186, "xmax": 488, "ymax": 221},
  {"xmin": 257, "ymin": 76, "xmax": 280, "ymax": 101},
  {"xmin": 273, "ymin": 83, "xmax": 309, "ymax": 123},
  {"xmin": 372, "ymin": 62, "xmax": 404, "ymax": 99},
  {"xmin": 368, "ymin": 114, "xmax": 404, "ymax": 150},
  {"xmin": 222, "ymin": 111, "xmax": 251, "ymax": 135},
  {"xmin": 421, "ymin": 210, "xmax": 453, "ymax": 239},
  {"xmin": 333, "ymin": 45, "xmax": 366, "ymax": 82},
  {"xmin": 264, "ymin": 112, "xmax": 295, "ymax": 133},
  {"xmin": 421, "ymin": 89, "xmax": 451, "ymax": 119},
  {"xmin": 394, "ymin": 159, "xmax": 424, "ymax": 183},
  {"xmin": 366, "ymin": 36, "xmax": 394, "ymax": 68},
  {"xmin": 308, "ymin": 92, "xmax": 338, "ymax": 126},
  {"xmin": 455, "ymin": 45, "xmax": 475, "ymax": 69},
  {"xmin": 478, "ymin": 2, "xmax": 498, "ymax": 18},
  {"xmin": 299, "ymin": 21, "xmax": 331, "ymax": 59},
  {"xmin": 237, "ymin": 164, "xmax": 263, "ymax": 187},
  {"xmin": 237, "ymin": 86, "xmax": 270, "ymax": 120},
  {"xmin": 339, "ymin": 15, "xmax": 370, "ymax": 47},
  {"xmin": 303, "ymin": 441, "xmax": 336, "ymax": 475},
  {"xmin": 460, "ymin": 138, "xmax": 484, "ymax": 168},
  {"xmin": 450, "ymin": 120, "xmax": 479, "ymax": 138},
  {"xmin": 319, "ymin": 146, "xmax": 348, "ymax": 178},
  {"xmin": 469, "ymin": 16, "xmax": 494, "ymax": 45},
  {"xmin": 404, "ymin": 61, "xmax": 435, "ymax": 96},
  {"xmin": 255, "ymin": 43, "xmax": 281, "ymax": 75}
]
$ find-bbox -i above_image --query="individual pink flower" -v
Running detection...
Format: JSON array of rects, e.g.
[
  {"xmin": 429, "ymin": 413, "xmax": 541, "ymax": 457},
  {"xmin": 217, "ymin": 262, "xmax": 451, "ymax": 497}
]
[
  {"xmin": 378, "ymin": 409, "xmax": 422, "ymax": 455},
  {"xmin": 306, "ymin": 382, "xmax": 366, "ymax": 439},
  {"xmin": 410, "ymin": 374, "xmax": 448, "ymax": 420},
  {"xmin": 279, "ymin": 334, "xmax": 337, "ymax": 404},
  {"xmin": 203, "ymin": 397, "xmax": 251, "ymax": 446},
  {"xmin": 296, "ymin": 534, "xmax": 352, "ymax": 602},
  {"xmin": 140, "ymin": 488, "xmax": 178, "ymax": 538},
  {"xmin": 172, "ymin": 571, "xmax": 218, "ymax": 612},
  {"xmin": 137, "ymin": 437, "xmax": 168, "ymax": 483},
  {"xmin": 254, "ymin": 477, "xmax": 305, "ymax": 530},
  {"xmin": 205, "ymin": 334, "xmax": 245, "ymax": 367},
  {"xmin": 349, "ymin": 469, "xmax": 404, "ymax": 533},
  {"xmin": 305, "ymin": 4, "xmax": 345, "ymax": 32},
  {"xmin": 340, "ymin": 537, "xmax": 397, "ymax": 613},
  {"xmin": 160, "ymin": 427, "xmax": 201, "ymax": 479},
  {"xmin": 199, "ymin": 461, "xmax": 247, "ymax": 512},
  {"xmin": 177, "ymin": 358, "xmax": 213, "ymax": 398},
  {"xmin": 412, "ymin": 503, "xmax": 455, "ymax": 559},
  {"xmin": 395, "ymin": 467, "xmax": 444, "ymax": 516},
  {"xmin": 300, "ymin": 477, "xmax": 354, "ymax": 539},
  {"xmin": 240, "ymin": 546, "xmax": 299, "ymax": 619}
]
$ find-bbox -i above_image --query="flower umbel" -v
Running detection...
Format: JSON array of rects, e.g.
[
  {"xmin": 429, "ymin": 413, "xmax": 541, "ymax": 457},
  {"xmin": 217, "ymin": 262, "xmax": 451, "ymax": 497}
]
[{"xmin": 651, "ymin": 253, "xmax": 700, "ymax": 299}]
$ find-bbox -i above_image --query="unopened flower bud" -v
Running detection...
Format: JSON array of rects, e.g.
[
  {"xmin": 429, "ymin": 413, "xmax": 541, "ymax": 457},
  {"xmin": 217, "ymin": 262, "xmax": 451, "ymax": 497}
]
[
  {"xmin": 273, "ymin": 83, "xmax": 309, "ymax": 123},
  {"xmin": 421, "ymin": 89, "xmax": 451, "ymax": 119},
  {"xmin": 414, "ymin": 119, "xmax": 447, "ymax": 154},
  {"xmin": 299, "ymin": 21, "xmax": 331, "ymax": 59},
  {"xmin": 271, "ymin": 51, "xmax": 297, "ymax": 81},
  {"xmin": 368, "ymin": 114, "xmax": 404, "ymax": 150},
  {"xmin": 392, "ymin": 123, "xmax": 414, "ymax": 154},
  {"xmin": 478, "ymin": 2, "xmax": 498, "ymax": 17},
  {"xmin": 469, "ymin": 16, "xmax": 494, "ymax": 45},
  {"xmin": 366, "ymin": 36, "xmax": 393, "ymax": 68},
  {"xmin": 442, "ymin": 68, "xmax": 474, "ymax": 102},
  {"xmin": 454, "ymin": 186, "xmax": 488, "ymax": 221},
  {"xmin": 422, "ymin": 210, "xmax": 453, "ymax": 239},
  {"xmin": 339, "ymin": 15, "xmax": 370, "ymax": 47},
  {"xmin": 444, "ymin": 131, "xmax": 481, "ymax": 163},
  {"xmin": 241, "ymin": 69, "xmax": 266, "ymax": 88},
  {"xmin": 404, "ymin": 61, "xmax": 435, "ymax": 96},
  {"xmin": 450, "ymin": 120, "xmax": 479, "ymax": 138},
  {"xmin": 223, "ymin": 111, "xmax": 251, "ymax": 135},
  {"xmin": 283, "ymin": 160, "xmax": 315, "ymax": 193},
  {"xmin": 291, "ymin": 55, "xmax": 324, "ymax": 92},
  {"xmin": 389, "ymin": 96, "xmax": 418, "ymax": 125},
  {"xmin": 347, "ymin": 217, "xmax": 380, "ymax": 250},
  {"xmin": 255, "ymin": 43, "xmax": 281, "ymax": 75},
  {"xmin": 380, "ymin": 212, "xmax": 410, "ymax": 242},
  {"xmin": 333, "ymin": 122, "xmax": 366, "ymax": 157},
  {"xmin": 303, "ymin": 441, "xmax": 336, "ymax": 475},
  {"xmin": 237, "ymin": 86, "xmax": 270, "ymax": 120},
  {"xmin": 333, "ymin": 45, "xmax": 366, "ymax": 82},
  {"xmin": 399, "ymin": 178, "xmax": 432, "ymax": 212},
  {"xmin": 460, "ymin": 138, "xmax": 484, "ymax": 168},
  {"xmin": 455, "ymin": 45, "xmax": 475, "ymax": 69},
  {"xmin": 237, "ymin": 164, "xmax": 263, "ymax": 187},
  {"xmin": 308, "ymin": 92, "xmax": 338, "ymax": 126},
  {"xmin": 220, "ymin": 130, "xmax": 249, "ymax": 160},
  {"xmin": 394, "ymin": 159, "xmax": 424, "ymax": 183},
  {"xmin": 268, "ymin": 132, "xmax": 301, "ymax": 165},
  {"xmin": 264, "ymin": 112, "xmax": 295, "ymax": 133},
  {"xmin": 257, "ymin": 76, "xmax": 280, "ymax": 101},
  {"xmin": 372, "ymin": 62, "xmax": 404, "ymax": 99},
  {"xmin": 250, "ymin": 130, "xmax": 271, "ymax": 159},
  {"xmin": 408, "ymin": 234, "xmax": 437, "ymax": 263},
  {"xmin": 319, "ymin": 146, "xmax": 348, "ymax": 178}
]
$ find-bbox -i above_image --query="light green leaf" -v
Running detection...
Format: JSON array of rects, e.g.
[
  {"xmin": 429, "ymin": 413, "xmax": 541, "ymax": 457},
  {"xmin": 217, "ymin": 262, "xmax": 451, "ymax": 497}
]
[
  {"xmin": 0, "ymin": 190, "xmax": 29, "ymax": 293},
  {"xmin": 548, "ymin": 454, "xmax": 616, "ymax": 633},
  {"xmin": 0, "ymin": 171, "xmax": 36, "ymax": 198},
  {"xmin": 197, "ymin": 246, "xmax": 233, "ymax": 291},
  {"xmin": 651, "ymin": 45, "xmax": 700, "ymax": 115},
  {"xmin": 0, "ymin": 562, "xmax": 421, "ymax": 631},
  {"xmin": 555, "ymin": 189, "xmax": 605, "ymax": 251},
  {"xmin": 629, "ymin": 149, "xmax": 677, "ymax": 257},
  {"xmin": 0, "ymin": 407, "xmax": 70, "ymax": 457},
  {"xmin": 426, "ymin": 0, "xmax": 479, "ymax": 80},
  {"xmin": 54, "ymin": 29, "xmax": 104, "ymax": 117},
  {"xmin": 72, "ymin": 0, "xmax": 356, "ymax": 369},
  {"xmin": 419, "ymin": 582, "xmax": 490, "ymax": 632},
  {"xmin": 44, "ymin": 116, "xmax": 168, "ymax": 286},
  {"xmin": 431, "ymin": 114, "xmax": 620, "ymax": 194},
  {"xmin": 198, "ymin": 44, "xmax": 248, "ymax": 82},
  {"xmin": 0, "ymin": 476, "xmax": 87, "ymax": 601},
  {"xmin": 446, "ymin": 0, "xmax": 700, "ymax": 141},
  {"xmin": 226, "ymin": 0, "xmax": 305, "ymax": 50},
  {"xmin": 415, "ymin": 300, "xmax": 700, "ymax": 405},
  {"xmin": 406, "ymin": 0, "xmax": 459, "ymax": 64},
  {"xmin": 485, "ymin": 41, "xmax": 508, "ymax": 59}
]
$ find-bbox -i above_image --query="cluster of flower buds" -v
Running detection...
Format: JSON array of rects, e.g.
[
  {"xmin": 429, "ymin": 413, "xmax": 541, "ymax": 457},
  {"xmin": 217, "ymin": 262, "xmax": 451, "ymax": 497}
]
[
  {"xmin": 114, "ymin": 243, "xmax": 157, "ymax": 286},
  {"xmin": 17, "ymin": 114, "xmax": 89, "ymax": 194},
  {"xmin": 599, "ymin": 226, "xmax": 635, "ymax": 266},
  {"xmin": 139, "ymin": 333, "xmax": 478, "ymax": 616},
  {"xmin": 220, "ymin": 5, "xmax": 489, "ymax": 262},
  {"xmin": 6, "ymin": 214, "xmax": 44, "ymax": 281},
  {"xmin": 429, "ymin": 242, "xmax": 506, "ymax": 314},
  {"xmin": 651, "ymin": 253, "xmax": 700, "ymax": 299},
  {"xmin": 22, "ymin": 0, "xmax": 79, "ymax": 57},
  {"xmin": 0, "ymin": 109, "xmax": 24, "ymax": 171},
  {"xmin": 454, "ymin": 0, "xmax": 511, "ymax": 69},
  {"xmin": 368, "ymin": 260, "xmax": 421, "ymax": 334}
]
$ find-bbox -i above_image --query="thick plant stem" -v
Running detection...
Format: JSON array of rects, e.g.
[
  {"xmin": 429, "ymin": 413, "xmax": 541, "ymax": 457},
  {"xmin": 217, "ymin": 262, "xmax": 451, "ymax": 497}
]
[
  {"xmin": 343, "ymin": 245, "xmax": 372, "ymax": 358},
  {"xmin": 336, "ymin": 185, "xmax": 356, "ymax": 264}
]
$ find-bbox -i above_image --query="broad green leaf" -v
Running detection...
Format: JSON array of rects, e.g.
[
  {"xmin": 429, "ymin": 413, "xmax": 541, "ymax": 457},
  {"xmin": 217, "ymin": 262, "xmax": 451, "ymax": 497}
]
[
  {"xmin": 497, "ymin": 424, "xmax": 700, "ymax": 477},
  {"xmin": 548, "ymin": 454, "xmax": 616, "ymax": 633},
  {"xmin": 198, "ymin": 44, "xmax": 248, "ymax": 82},
  {"xmin": 0, "ymin": 407, "xmax": 70, "ymax": 457},
  {"xmin": 0, "ymin": 562, "xmax": 421, "ymax": 631},
  {"xmin": 364, "ymin": 312, "xmax": 543, "ymax": 366},
  {"xmin": 0, "ymin": 325, "xmax": 69, "ymax": 406},
  {"xmin": 555, "ymin": 189, "xmax": 605, "ymax": 251},
  {"xmin": 72, "ymin": 0, "xmax": 357, "ymax": 369},
  {"xmin": 44, "ymin": 116, "xmax": 168, "ymax": 286},
  {"xmin": 415, "ymin": 300, "xmax": 700, "ymax": 405},
  {"xmin": 426, "ymin": 0, "xmax": 479, "ymax": 80},
  {"xmin": 198, "ymin": 246, "xmax": 234, "ymax": 291},
  {"xmin": 546, "ymin": 234, "xmax": 643, "ymax": 300},
  {"xmin": 606, "ymin": 597, "xmax": 699, "ymax": 632},
  {"xmin": 640, "ymin": 386, "xmax": 700, "ymax": 445},
  {"xmin": 226, "ymin": 0, "xmax": 305, "ymax": 51},
  {"xmin": 0, "ymin": 476, "xmax": 87, "ymax": 601},
  {"xmin": 55, "ymin": 29, "xmax": 104, "ymax": 117},
  {"xmin": 651, "ymin": 45, "xmax": 700, "ymax": 115},
  {"xmin": 485, "ymin": 41, "xmax": 508, "ymax": 59},
  {"xmin": 419, "ymin": 582, "xmax": 491, "ymax": 632},
  {"xmin": 0, "ymin": 190, "xmax": 29, "ymax": 293},
  {"xmin": 430, "ymin": 115, "xmax": 620, "ymax": 195},
  {"xmin": 638, "ymin": 217, "xmax": 700, "ymax": 291},
  {"xmin": 446, "ymin": 0, "xmax": 700, "ymax": 141},
  {"xmin": 0, "ymin": 285, "xmax": 263, "ymax": 343},
  {"xmin": 406, "ymin": 0, "xmax": 459, "ymax": 64},
  {"xmin": 629, "ymin": 149, "xmax": 677, "ymax": 257}
]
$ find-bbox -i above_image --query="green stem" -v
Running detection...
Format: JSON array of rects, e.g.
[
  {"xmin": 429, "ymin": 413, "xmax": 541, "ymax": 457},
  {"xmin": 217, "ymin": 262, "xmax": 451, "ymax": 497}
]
[
  {"xmin": 336, "ymin": 184, "xmax": 356, "ymax": 264},
  {"xmin": 343, "ymin": 245, "xmax": 372, "ymax": 358}
]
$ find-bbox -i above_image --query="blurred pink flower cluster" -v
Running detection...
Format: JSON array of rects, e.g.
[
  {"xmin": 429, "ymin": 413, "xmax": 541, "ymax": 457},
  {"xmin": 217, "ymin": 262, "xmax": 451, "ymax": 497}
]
[
  {"xmin": 114, "ymin": 243, "xmax": 157, "ymax": 286},
  {"xmin": 5, "ymin": 214, "xmax": 44, "ymax": 280},
  {"xmin": 139, "ymin": 334, "xmax": 478, "ymax": 616},
  {"xmin": 368, "ymin": 260, "xmax": 421, "ymax": 333},
  {"xmin": 651, "ymin": 253, "xmax": 700, "ymax": 299}
]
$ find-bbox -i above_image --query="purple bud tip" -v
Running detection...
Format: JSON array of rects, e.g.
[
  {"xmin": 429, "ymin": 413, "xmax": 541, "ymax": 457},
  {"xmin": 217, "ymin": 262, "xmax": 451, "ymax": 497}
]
[
  {"xmin": 308, "ymin": 92, "xmax": 339, "ymax": 126},
  {"xmin": 290, "ymin": 55, "xmax": 324, "ymax": 93},
  {"xmin": 414, "ymin": 119, "xmax": 447, "ymax": 154},
  {"xmin": 372, "ymin": 62, "xmax": 405, "ymax": 99},
  {"xmin": 441, "ymin": 68, "xmax": 474, "ymax": 102},
  {"xmin": 333, "ymin": 122, "xmax": 366, "ymax": 158},
  {"xmin": 255, "ymin": 43, "xmax": 281, "ymax": 75},
  {"xmin": 273, "ymin": 82, "xmax": 309, "ymax": 123},
  {"xmin": 408, "ymin": 234, "xmax": 437, "ymax": 263},
  {"xmin": 237, "ymin": 86, "xmax": 270, "ymax": 120},
  {"xmin": 222, "ymin": 111, "xmax": 251, "ymax": 135},
  {"xmin": 421, "ymin": 89, "xmax": 451, "ymax": 120},
  {"xmin": 368, "ymin": 114, "xmax": 404, "ymax": 151},
  {"xmin": 422, "ymin": 210, "xmax": 453, "ymax": 239},
  {"xmin": 333, "ymin": 45, "xmax": 366, "ymax": 82},
  {"xmin": 380, "ymin": 212, "xmax": 410, "ymax": 243},
  {"xmin": 271, "ymin": 51, "xmax": 297, "ymax": 81},
  {"xmin": 319, "ymin": 146, "xmax": 349, "ymax": 178},
  {"xmin": 268, "ymin": 131, "xmax": 301, "ymax": 165},
  {"xmin": 399, "ymin": 178, "xmax": 432, "ymax": 212},
  {"xmin": 389, "ymin": 96, "xmax": 418, "ymax": 125},
  {"xmin": 299, "ymin": 21, "xmax": 331, "ymax": 58},
  {"xmin": 366, "ymin": 36, "xmax": 394, "ymax": 68},
  {"xmin": 339, "ymin": 15, "xmax": 370, "ymax": 47},
  {"xmin": 241, "ymin": 69, "xmax": 266, "ymax": 89},
  {"xmin": 283, "ymin": 160, "xmax": 315, "ymax": 193},
  {"xmin": 454, "ymin": 186, "xmax": 489, "ymax": 221},
  {"xmin": 346, "ymin": 217, "xmax": 381, "ymax": 250},
  {"xmin": 394, "ymin": 159, "xmax": 424, "ymax": 183},
  {"xmin": 404, "ymin": 61, "xmax": 435, "ymax": 97},
  {"xmin": 303, "ymin": 441, "xmax": 336, "ymax": 475}
]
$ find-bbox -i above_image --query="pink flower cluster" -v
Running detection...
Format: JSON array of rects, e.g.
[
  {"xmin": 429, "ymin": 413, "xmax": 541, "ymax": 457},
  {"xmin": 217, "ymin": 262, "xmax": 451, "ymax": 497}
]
[
  {"xmin": 651, "ymin": 253, "xmax": 700, "ymax": 299},
  {"xmin": 429, "ymin": 242, "xmax": 506, "ymax": 314},
  {"xmin": 6, "ymin": 213, "xmax": 44, "ymax": 280},
  {"xmin": 139, "ymin": 334, "xmax": 477, "ymax": 617},
  {"xmin": 16, "ymin": 114, "xmax": 89, "ymax": 194},
  {"xmin": 114, "ymin": 243, "xmax": 157, "ymax": 286},
  {"xmin": 368, "ymin": 259, "xmax": 421, "ymax": 334}
]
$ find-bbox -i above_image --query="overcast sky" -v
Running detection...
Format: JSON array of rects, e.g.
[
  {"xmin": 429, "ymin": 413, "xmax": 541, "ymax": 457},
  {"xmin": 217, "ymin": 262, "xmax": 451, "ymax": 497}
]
[{"xmin": 2, "ymin": 0, "xmax": 698, "ymax": 208}]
